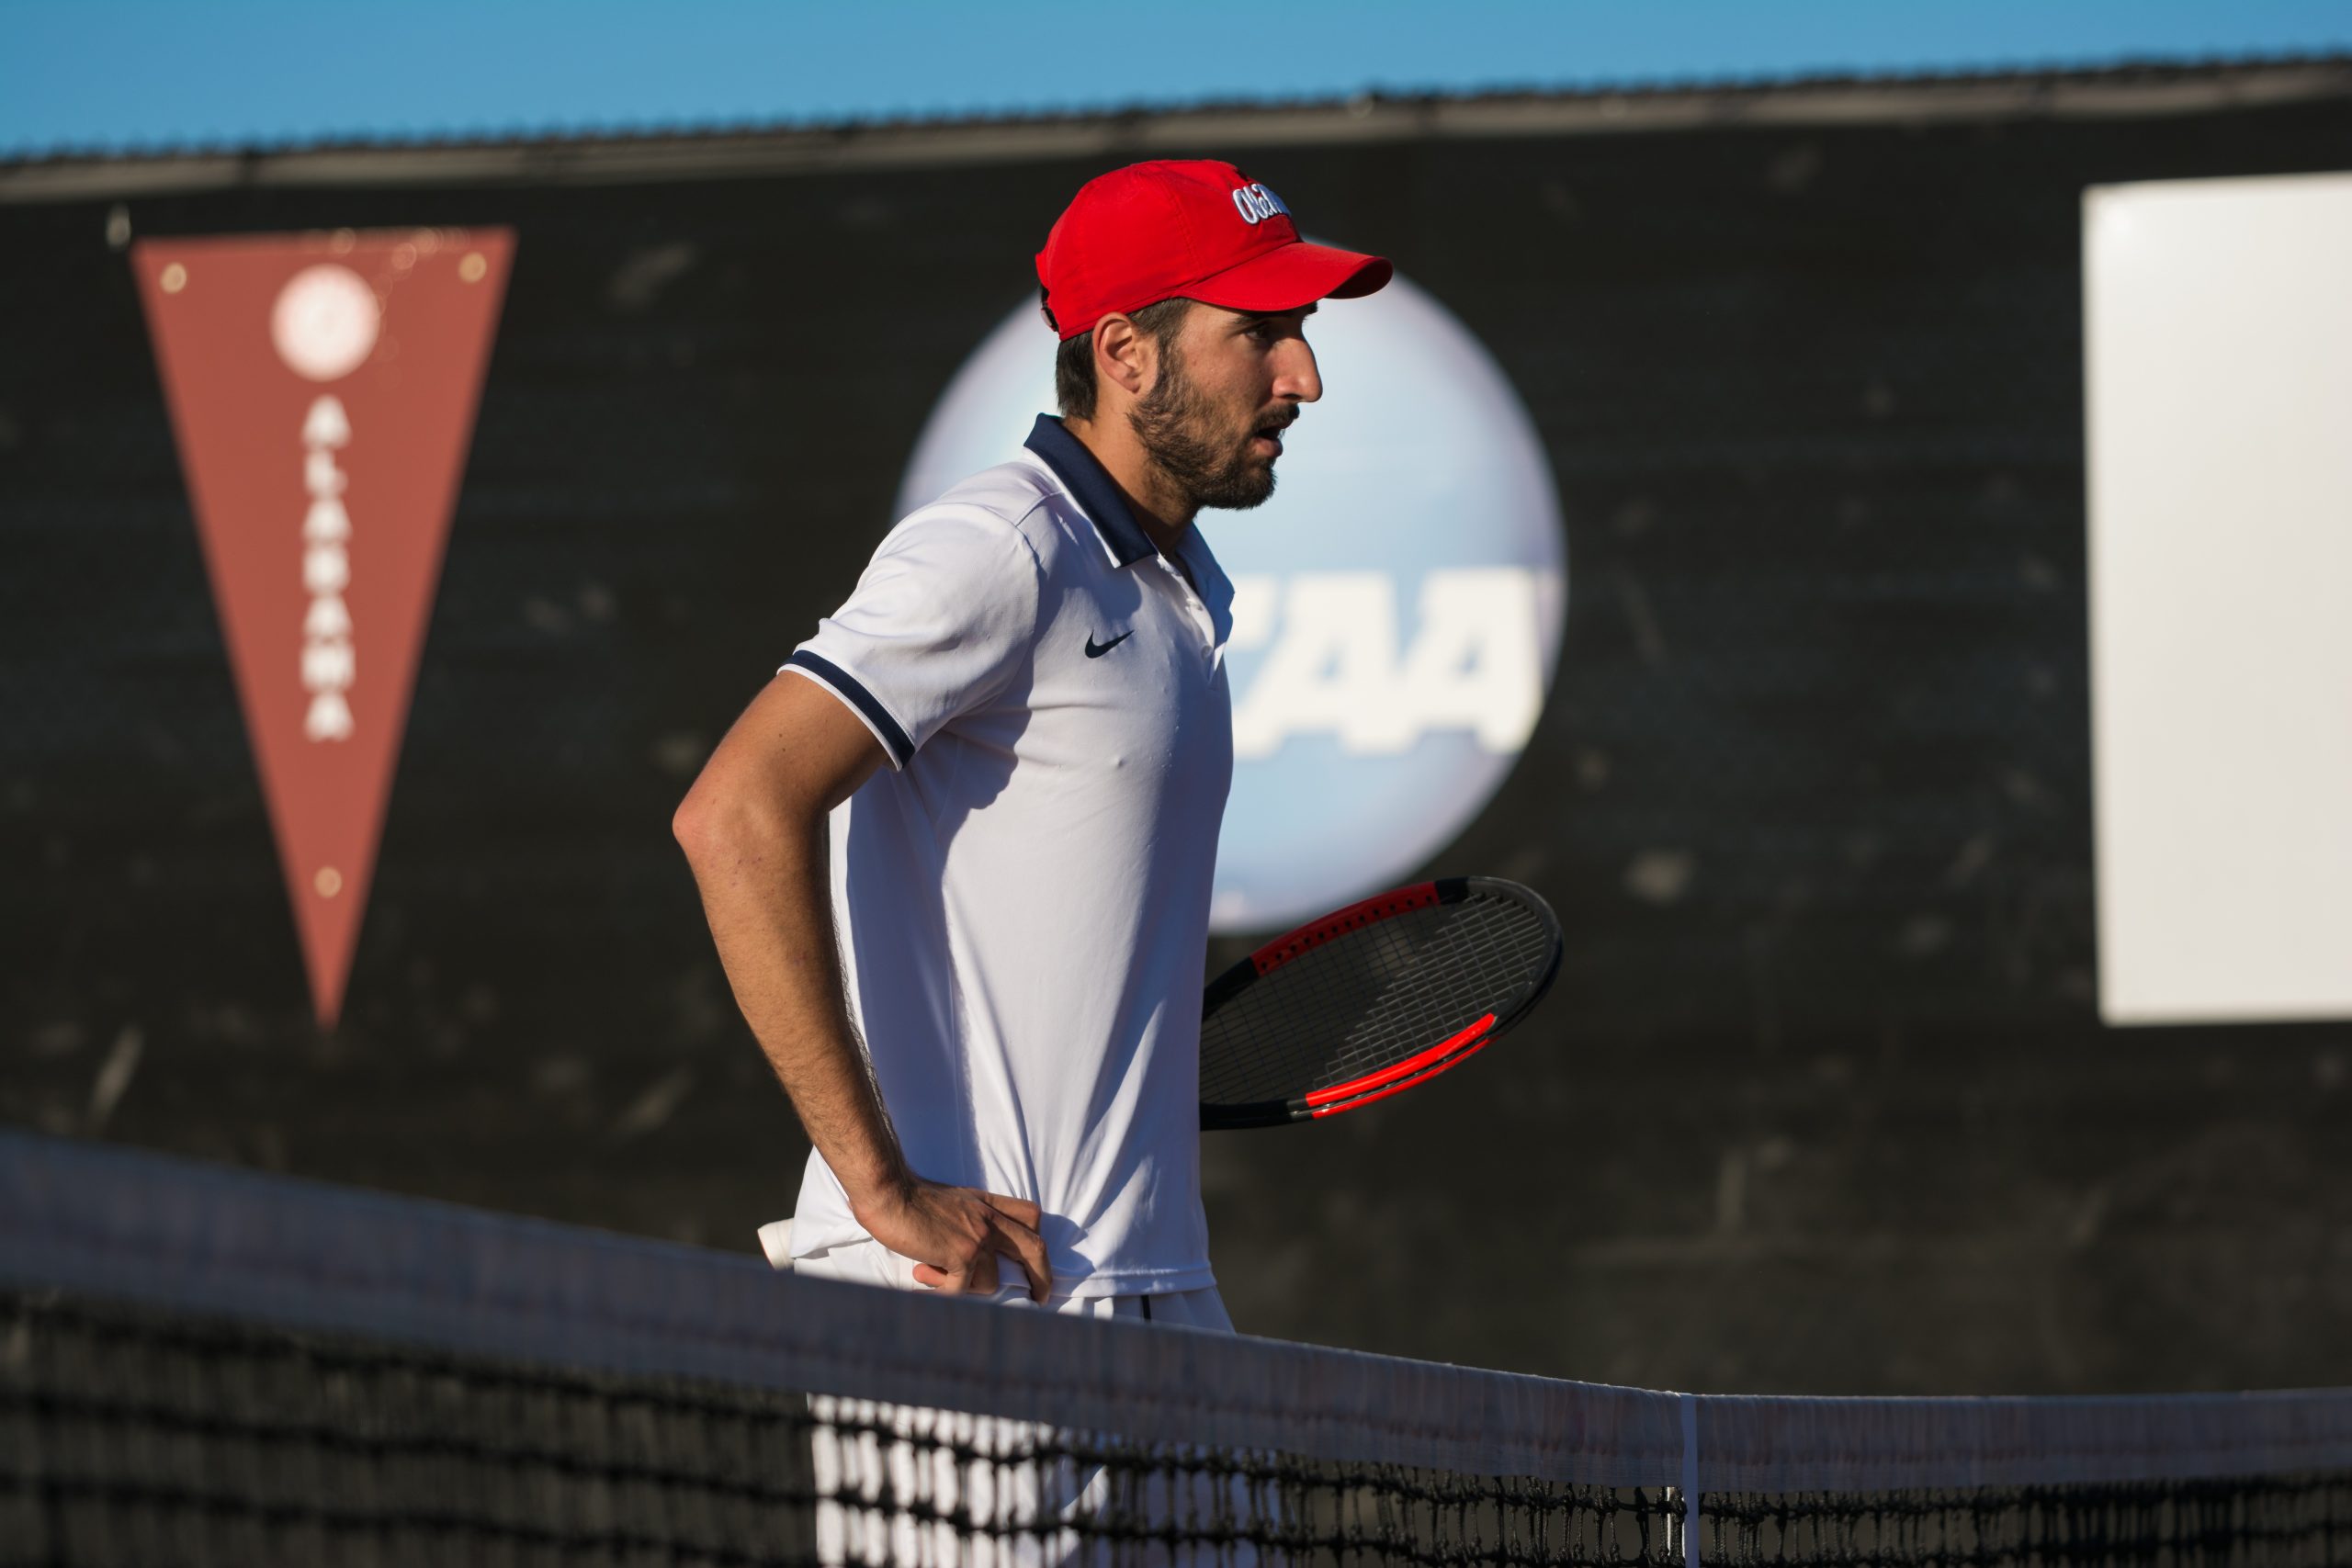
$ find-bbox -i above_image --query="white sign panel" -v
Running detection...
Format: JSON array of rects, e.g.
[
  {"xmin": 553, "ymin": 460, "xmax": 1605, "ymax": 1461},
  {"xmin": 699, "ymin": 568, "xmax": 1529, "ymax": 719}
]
[{"xmin": 2085, "ymin": 171, "xmax": 2352, "ymax": 1025}]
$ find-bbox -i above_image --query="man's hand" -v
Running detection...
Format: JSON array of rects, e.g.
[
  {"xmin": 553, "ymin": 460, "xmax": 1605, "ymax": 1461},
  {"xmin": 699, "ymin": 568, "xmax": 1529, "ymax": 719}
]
[{"xmin": 856, "ymin": 1178, "xmax": 1053, "ymax": 1301}]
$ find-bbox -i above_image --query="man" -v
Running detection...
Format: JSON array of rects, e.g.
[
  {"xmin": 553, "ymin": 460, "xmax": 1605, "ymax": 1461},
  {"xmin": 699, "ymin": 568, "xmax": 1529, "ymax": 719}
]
[{"xmin": 674, "ymin": 160, "xmax": 1390, "ymax": 1332}]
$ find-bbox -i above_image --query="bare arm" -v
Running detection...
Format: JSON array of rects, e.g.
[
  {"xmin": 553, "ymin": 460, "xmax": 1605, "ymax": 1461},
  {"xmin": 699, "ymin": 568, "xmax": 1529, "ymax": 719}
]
[{"xmin": 673, "ymin": 672, "xmax": 1052, "ymax": 1298}]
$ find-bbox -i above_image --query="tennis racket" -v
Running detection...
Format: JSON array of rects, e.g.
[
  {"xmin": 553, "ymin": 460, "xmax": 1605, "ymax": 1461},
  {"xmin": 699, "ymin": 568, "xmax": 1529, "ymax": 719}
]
[{"xmin": 1198, "ymin": 877, "xmax": 1562, "ymax": 1130}]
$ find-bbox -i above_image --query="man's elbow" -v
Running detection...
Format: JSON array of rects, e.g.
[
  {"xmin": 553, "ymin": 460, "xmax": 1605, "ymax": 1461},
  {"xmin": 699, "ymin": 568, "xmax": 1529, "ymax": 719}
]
[
  {"xmin": 674, "ymin": 781, "xmax": 746, "ymax": 863},
  {"xmin": 673, "ymin": 773, "xmax": 805, "ymax": 872},
  {"xmin": 672, "ymin": 763, "xmax": 744, "ymax": 864},
  {"xmin": 672, "ymin": 789, "xmax": 713, "ymax": 859}
]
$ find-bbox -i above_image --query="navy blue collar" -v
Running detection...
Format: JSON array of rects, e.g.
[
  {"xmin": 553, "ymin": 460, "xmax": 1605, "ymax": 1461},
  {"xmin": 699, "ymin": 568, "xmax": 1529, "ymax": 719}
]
[{"xmin": 1023, "ymin": 414, "xmax": 1157, "ymax": 569}]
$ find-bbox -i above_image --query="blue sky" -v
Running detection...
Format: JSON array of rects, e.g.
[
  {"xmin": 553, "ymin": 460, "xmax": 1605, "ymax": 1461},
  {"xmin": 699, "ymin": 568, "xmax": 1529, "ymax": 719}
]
[{"xmin": 6, "ymin": 0, "xmax": 2347, "ymax": 155}]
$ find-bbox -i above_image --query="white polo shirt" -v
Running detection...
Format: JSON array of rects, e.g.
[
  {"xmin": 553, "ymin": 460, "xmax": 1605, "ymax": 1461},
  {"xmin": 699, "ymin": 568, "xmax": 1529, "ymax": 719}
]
[{"xmin": 779, "ymin": 414, "xmax": 1235, "ymax": 1297}]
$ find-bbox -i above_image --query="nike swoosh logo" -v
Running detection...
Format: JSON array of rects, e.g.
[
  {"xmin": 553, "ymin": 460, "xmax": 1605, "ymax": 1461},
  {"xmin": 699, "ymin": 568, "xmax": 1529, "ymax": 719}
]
[{"xmin": 1084, "ymin": 630, "xmax": 1134, "ymax": 659}]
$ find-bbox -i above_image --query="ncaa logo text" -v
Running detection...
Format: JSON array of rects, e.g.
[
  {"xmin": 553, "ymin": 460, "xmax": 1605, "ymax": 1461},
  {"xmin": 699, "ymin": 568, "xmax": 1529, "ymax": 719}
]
[{"xmin": 1230, "ymin": 570, "xmax": 1542, "ymax": 758}]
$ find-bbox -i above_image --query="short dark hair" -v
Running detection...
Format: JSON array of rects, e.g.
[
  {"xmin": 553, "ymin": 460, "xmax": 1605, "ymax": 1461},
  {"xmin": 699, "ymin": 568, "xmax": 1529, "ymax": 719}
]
[{"xmin": 1052, "ymin": 297, "xmax": 1193, "ymax": 421}]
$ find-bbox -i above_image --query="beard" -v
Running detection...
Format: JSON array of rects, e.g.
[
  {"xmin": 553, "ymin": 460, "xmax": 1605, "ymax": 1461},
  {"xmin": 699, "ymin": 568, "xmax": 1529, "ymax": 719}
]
[{"xmin": 1127, "ymin": 350, "xmax": 1283, "ymax": 513}]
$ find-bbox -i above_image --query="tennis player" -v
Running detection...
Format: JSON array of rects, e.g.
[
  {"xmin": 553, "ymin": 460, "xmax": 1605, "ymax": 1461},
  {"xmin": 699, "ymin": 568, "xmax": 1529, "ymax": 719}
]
[{"xmin": 675, "ymin": 160, "xmax": 1389, "ymax": 1336}]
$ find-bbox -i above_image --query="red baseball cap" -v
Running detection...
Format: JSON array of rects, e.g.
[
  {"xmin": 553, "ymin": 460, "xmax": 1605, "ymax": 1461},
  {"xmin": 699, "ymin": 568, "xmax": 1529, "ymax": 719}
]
[{"xmin": 1035, "ymin": 160, "xmax": 1391, "ymax": 341}]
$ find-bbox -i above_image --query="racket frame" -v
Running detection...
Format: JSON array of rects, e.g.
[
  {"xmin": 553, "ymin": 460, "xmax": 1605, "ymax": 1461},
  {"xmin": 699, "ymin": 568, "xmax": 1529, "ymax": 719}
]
[{"xmin": 1198, "ymin": 875, "xmax": 1561, "ymax": 1130}]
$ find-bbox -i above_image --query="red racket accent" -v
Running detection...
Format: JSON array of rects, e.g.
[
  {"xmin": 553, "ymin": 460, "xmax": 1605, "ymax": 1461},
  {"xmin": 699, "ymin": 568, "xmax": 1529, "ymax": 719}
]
[
  {"xmin": 1199, "ymin": 875, "xmax": 1559, "ymax": 1131},
  {"xmin": 1250, "ymin": 881, "xmax": 1442, "ymax": 975},
  {"xmin": 1304, "ymin": 1012, "xmax": 1496, "ymax": 1110},
  {"xmin": 1308, "ymin": 1032, "xmax": 1498, "ymax": 1120}
]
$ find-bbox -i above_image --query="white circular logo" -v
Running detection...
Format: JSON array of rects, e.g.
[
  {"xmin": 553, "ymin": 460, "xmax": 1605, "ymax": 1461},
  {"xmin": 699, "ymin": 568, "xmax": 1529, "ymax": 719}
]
[
  {"xmin": 270, "ymin": 265, "xmax": 381, "ymax": 383},
  {"xmin": 900, "ymin": 269, "xmax": 1566, "ymax": 932}
]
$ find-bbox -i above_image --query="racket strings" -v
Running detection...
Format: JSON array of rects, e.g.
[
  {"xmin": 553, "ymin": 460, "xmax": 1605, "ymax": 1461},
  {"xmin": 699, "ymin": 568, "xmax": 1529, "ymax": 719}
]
[{"xmin": 1199, "ymin": 890, "xmax": 1556, "ymax": 1110}]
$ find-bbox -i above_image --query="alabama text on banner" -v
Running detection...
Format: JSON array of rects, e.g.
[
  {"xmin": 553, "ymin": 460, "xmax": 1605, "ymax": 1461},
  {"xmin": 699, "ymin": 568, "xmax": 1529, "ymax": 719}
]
[{"xmin": 133, "ymin": 229, "xmax": 514, "ymax": 1026}]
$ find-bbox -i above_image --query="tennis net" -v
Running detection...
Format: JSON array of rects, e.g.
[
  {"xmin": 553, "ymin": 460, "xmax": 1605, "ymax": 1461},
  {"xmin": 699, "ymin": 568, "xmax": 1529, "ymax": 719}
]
[{"xmin": 4, "ymin": 1130, "xmax": 2348, "ymax": 1565}]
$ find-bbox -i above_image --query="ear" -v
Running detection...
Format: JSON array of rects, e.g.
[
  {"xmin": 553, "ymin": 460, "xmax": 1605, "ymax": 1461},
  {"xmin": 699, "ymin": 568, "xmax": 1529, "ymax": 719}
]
[{"xmin": 1091, "ymin": 312, "xmax": 1157, "ymax": 401}]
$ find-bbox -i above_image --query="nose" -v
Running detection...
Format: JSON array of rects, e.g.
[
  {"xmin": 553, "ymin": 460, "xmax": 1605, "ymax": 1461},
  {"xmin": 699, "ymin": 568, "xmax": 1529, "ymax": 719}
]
[{"xmin": 1274, "ymin": 336, "xmax": 1322, "ymax": 404}]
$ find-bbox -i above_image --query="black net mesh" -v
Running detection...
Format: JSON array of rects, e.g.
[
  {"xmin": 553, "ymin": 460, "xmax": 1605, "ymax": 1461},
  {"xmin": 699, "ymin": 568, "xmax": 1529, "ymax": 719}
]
[
  {"xmin": 3, "ymin": 1292, "xmax": 820, "ymax": 1567},
  {"xmin": 1, "ymin": 1293, "xmax": 1679, "ymax": 1568},
  {"xmin": 1198, "ymin": 883, "xmax": 1557, "ymax": 1116},
  {"xmin": 13, "ymin": 1287, "xmax": 2352, "ymax": 1566},
  {"xmin": 1700, "ymin": 1478, "xmax": 2352, "ymax": 1565}
]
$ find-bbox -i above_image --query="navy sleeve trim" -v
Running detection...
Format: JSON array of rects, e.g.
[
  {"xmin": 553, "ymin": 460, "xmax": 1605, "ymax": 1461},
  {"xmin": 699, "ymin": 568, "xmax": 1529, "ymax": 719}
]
[{"xmin": 785, "ymin": 650, "xmax": 915, "ymax": 769}]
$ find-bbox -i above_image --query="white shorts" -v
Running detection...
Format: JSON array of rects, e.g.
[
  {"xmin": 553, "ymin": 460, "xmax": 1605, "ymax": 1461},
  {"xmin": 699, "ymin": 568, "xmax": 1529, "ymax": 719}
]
[{"xmin": 760, "ymin": 1222, "xmax": 1242, "ymax": 1565}]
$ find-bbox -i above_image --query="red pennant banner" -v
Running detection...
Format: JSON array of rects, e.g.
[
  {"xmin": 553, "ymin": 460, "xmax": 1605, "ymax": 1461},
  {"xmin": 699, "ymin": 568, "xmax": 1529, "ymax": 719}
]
[{"xmin": 133, "ymin": 229, "xmax": 514, "ymax": 1026}]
